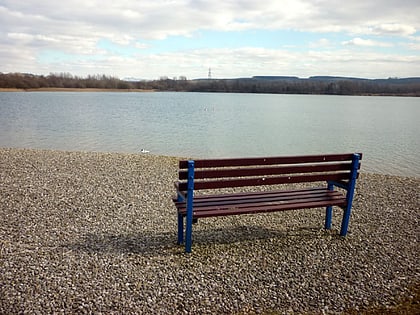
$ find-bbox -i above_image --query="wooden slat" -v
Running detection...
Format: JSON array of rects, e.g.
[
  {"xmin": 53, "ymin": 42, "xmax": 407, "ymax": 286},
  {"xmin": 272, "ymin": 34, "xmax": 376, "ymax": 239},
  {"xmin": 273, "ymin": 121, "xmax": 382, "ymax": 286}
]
[
  {"xmin": 177, "ymin": 188, "xmax": 347, "ymax": 217},
  {"xmin": 176, "ymin": 190, "xmax": 345, "ymax": 212},
  {"xmin": 175, "ymin": 188, "xmax": 346, "ymax": 211},
  {"xmin": 173, "ymin": 187, "xmax": 329, "ymax": 205},
  {"xmin": 192, "ymin": 199, "xmax": 345, "ymax": 218},
  {"xmin": 178, "ymin": 162, "xmax": 352, "ymax": 180},
  {"xmin": 178, "ymin": 172, "xmax": 353, "ymax": 191},
  {"xmin": 176, "ymin": 187, "xmax": 332, "ymax": 206},
  {"xmin": 179, "ymin": 153, "xmax": 362, "ymax": 169},
  {"xmin": 192, "ymin": 187, "xmax": 329, "ymax": 204}
]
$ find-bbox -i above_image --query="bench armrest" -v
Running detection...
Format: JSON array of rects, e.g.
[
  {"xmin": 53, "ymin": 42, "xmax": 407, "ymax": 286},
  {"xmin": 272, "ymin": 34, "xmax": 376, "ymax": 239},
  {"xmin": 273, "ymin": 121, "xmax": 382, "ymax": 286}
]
[
  {"xmin": 328, "ymin": 180, "xmax": 349, "ymax": 190},
  {"xmin": 174, "ymin": 181, "xmax": 187, "ymax": 201}
]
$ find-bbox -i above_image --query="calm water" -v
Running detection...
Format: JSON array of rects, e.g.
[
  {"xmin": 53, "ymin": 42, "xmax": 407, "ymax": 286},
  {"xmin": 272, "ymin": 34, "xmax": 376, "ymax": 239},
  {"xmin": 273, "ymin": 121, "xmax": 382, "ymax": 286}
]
[{"xmin": 0, "ymin": 92, "xmax": 419, "ymax": 177}]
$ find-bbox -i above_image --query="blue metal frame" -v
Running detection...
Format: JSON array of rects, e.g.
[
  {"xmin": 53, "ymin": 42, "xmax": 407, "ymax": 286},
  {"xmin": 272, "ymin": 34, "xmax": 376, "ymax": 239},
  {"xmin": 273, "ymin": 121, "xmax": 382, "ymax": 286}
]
[
  {"xmin": 184, "ymin": 160, "xmax": 195, "ymax": 253},
  {"xmin": 340, "ymin": 153, "xmax": 361, "ymax": 236},
  {"xmin": 176, "ymin": 180, "xmax": 187, "ymax": 245},
  {"xmin": 177, "ymin": 195, "xmax": 185, "ymax": 245},
  {"xmin": 325, "ymin": 153, "xmax": 361, "ymax": 236},
  {"xmin": 325, "ymin": 182, "xmax": 334, "ymax": 230}
]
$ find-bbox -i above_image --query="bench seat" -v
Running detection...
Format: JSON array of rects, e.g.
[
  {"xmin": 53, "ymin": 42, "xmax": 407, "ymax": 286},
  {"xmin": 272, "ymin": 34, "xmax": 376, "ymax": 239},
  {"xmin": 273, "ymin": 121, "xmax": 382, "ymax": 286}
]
[{"xmin": 174, "ymin": 187, "xmax": 346, "ymax": 218}]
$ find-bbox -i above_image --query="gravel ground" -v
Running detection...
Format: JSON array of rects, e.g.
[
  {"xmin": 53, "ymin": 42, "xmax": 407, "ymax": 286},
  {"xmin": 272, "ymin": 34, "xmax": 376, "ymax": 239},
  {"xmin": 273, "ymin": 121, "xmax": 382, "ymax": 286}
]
[{"xmin": 0, "ymin": 148, "xmax": 419, "ymax": 314}]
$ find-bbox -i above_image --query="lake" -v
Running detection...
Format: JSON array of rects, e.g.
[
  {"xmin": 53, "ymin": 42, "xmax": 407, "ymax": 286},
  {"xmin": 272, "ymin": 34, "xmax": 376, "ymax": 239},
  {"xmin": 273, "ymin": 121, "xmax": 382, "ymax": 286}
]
[{"xmin": 0, "ymin": 91, "xmax": 419, "ymax": 177}]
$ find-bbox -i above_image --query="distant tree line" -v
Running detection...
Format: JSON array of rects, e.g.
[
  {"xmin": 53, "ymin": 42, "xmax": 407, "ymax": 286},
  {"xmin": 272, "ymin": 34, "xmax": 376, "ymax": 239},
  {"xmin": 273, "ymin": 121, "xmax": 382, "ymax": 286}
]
[
  {"xmin": 0, "ymin": 73, "xmax": 135, "ymax": 90},
  {"xmin": 187, "ymin": 76, "xmax": 420, "ymax": 96},
  {"xmin": 1, "ymin": 72, "xmax": 419, "ymax": 96}
]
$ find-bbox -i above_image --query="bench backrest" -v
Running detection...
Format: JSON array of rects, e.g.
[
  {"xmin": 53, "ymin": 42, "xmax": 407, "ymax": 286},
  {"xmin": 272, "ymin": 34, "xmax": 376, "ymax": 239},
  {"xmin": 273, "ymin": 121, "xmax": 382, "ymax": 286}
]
[{"xmin": 177, "ymin": 153, "xmax": 362, "ymax": 191}]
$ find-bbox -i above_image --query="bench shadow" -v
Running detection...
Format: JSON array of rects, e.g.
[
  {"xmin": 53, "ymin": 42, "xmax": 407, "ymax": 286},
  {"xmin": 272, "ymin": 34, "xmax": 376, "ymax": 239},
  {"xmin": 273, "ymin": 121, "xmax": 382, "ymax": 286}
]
[
  {"xmin": 193, "ymin": 225, "xmax": 322, "ymax": 245},
  {"xmin": 66, "ymin": 231, "xmax": 177, "ymax": 257},
  {"xmin": 65, "ymin": 225, "xmax": 321, "ymax": 257}
]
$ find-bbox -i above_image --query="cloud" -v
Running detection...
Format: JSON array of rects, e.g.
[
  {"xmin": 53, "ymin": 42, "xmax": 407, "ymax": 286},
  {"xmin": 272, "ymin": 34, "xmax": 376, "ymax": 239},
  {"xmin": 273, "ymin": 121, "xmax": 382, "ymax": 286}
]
[
  {"xmin": 404, "ymin": 37, "xmax": 420, "ymax": 50},
  {"xmin": 1, "ymin": 0, "xmax": 420, "ymax": 78},
  {"xmin": 2, "ymin": 1, "xmax": 419, "ymax": 39},
  {"xmin": 135, "ymin": 42, "xmax": 149, "ymax": 49},
  {"xmin": 28, "ymin": 46, "xmax": 419, "ymax": 79},
  {"xmin": 309, "ymin": 38, "xmax": 332, "ymax": 48},
  {"xmin": 342, "ymin": 38, "xmax": 393, "ymax": 47},
  {"xmin": 370, "ymin": 23, "xmax": 416, "ymax": 36},
  {"xmin": 7, "ymin": 32, "xmax": 60, "ymax": 45}
]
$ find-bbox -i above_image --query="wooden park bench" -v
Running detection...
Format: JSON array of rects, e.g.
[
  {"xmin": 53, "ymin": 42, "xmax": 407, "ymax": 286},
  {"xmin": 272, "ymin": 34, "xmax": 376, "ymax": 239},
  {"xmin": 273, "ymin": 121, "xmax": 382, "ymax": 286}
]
[{"xmin": 173, "ymin": 153, "xmax": 362, "ymax": 252}]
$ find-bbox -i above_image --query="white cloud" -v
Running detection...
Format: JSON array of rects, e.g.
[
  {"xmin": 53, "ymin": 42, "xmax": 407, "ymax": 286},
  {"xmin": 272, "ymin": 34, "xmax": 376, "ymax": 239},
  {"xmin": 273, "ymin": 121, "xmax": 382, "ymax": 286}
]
[
  {"xmin": 7, "ymin": 32, "xmax": 60, "ymax": 44},
  {"xmin": 6, "ymin": 43, "xmax": 420, "ymax": 79},
  {"xmin": 17, "ymin": 46, "xmax": 416, "ymax": 80},
  {"xmin": 309, "ymin": 38, "xmax": 332, "ymax": 48},
  {"xmin": 7, "ymin": 32, "xmax": 33, "ymax": 41},
  {"xmin": 342, "ymin": 38, "xmax": 393, "ymax": 47},
  {"xmin": 107, "ymin": 34, "xmax": 134, "ymax": 46},
  {"xmin": 370, "ymin": 23, "xmax": 416, "ymax": 36},
  {"xmin": 1, "ymin": 0, "xmax": 420, "ymax": 78},
  {"xmin": 405, "ymin": 42, "xmax": 420, "ymax": 50},
  {"xmin": 135, "ymin": 42, "xmax": 149, "ymax": 49},
  {"xmin": 2, "ymin": 1, "xmax": 419, "ymax": 39}
]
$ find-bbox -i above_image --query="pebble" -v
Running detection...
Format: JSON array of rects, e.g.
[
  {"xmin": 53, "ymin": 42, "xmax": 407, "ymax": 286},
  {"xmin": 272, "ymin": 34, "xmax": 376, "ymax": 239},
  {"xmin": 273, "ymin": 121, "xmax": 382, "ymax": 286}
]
[{"xmin": 0, "ymin": 148, "xmax": 419, "ymax": 314}]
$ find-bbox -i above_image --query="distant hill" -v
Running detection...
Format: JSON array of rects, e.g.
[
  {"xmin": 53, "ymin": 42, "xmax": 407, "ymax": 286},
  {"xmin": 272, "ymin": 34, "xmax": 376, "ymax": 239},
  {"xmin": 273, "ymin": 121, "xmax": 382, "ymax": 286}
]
[
  {"xmin": 373, "ymin": 77, "xmax": 420, "ymax": 84},
  {"xmin": 252, "ymin": 75, "xmax": 420, "ymax": 84},
  {"xmin": 308, "ymin": 76, "xmax": 369, "ymax": 82},
  {"xmin": 189, "ymin": 76, "xmax": 420, "ymax": 95},
  {"xmin": 252, "ymin": 76, "xmax": 300, "ymax": 81}
]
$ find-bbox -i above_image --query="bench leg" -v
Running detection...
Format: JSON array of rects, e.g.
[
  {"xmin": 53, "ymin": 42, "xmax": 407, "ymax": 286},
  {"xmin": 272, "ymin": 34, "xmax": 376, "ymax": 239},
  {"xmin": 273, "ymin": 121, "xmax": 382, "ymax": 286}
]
[
  {"xmin": 185, "ymin": 212, "xmax": 193, "ymax": 253},
  {"xmin": 340, "ymin": 206, "xmax": 352, "ymax": 236},
  {"xmin": 185, "ymin": 160, "xmax": 194, "ymax": 253},
  {"xmin": 325, "ymin": 182, "xmax": 334, "ymax": 230},
  {"xmin": 177, "ymin": 213, "xmax": 184, "ymax": 245},
  {"xmin": 341, "ymin": 153, "xmax": 360, "ymax": 236},
  {"xmin": 341, "ymin": 186, "xmax": 356, "ymax": 236},
  {"xmin": 325, "ymin": 205, "xmax": 333, "ymax": 230}
]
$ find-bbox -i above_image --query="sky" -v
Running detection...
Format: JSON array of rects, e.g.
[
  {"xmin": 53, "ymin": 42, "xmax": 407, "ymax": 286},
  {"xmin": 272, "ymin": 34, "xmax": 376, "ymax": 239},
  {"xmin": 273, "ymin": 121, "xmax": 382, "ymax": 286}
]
[{"xmin": 1, "ymin": 0, "xmax": 420, "ymax": 80}]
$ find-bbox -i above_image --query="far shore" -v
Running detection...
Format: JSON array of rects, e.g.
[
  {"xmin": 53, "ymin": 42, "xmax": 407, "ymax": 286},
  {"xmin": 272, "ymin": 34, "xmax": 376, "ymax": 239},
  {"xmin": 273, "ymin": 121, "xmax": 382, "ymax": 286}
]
[
  {"xmin": 0, "ymin": 87, "xmax": 156, "ymax": 92},
  {"xmin": 1, "ymin": 87, "xmax": 418, "ymax": 96},
  {"xmin": 0, "ymin": 87, "xmax": 419, "ymax": 97}
]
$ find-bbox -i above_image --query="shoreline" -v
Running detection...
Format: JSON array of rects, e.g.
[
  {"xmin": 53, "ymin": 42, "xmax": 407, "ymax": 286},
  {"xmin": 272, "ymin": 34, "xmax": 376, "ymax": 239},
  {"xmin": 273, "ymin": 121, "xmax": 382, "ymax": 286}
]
[
  {"xmin": 0, "ymin": 87, "xmax": 156, "ymax": 92},
  {"xmin": 1, "ymin": 146, "xmax": 418, "ymax": 179},
  {"xmin": 0, "ymin": 87, "xmax": 418, "ymax": 97},
  {"xmin": 1, "ymin": 148, "xmax": 419, "ymax": 314}
]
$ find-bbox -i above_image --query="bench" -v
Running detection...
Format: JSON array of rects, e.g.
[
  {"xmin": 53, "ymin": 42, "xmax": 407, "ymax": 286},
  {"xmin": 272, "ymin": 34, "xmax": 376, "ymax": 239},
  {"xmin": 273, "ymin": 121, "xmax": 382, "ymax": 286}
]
[{"xmin": 173, "ymin": 153, "xmax": 362, "ymax": 253}]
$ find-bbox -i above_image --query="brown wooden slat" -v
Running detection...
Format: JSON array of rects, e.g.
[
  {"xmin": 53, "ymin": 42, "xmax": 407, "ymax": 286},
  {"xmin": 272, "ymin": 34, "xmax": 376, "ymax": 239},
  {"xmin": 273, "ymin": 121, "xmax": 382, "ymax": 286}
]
[
  {"xmin": 176, "ymin": 190, "xmax": 345, "ymax": 212},
  {"xmin": 175, "ymin": 187, "xmax": 334, "ymax": 207},
  {"xmin": 173, "ymin": 187, "xmax": 330, "ymax": 205},
  {"xmin": 189, "ymin": 197, "xmax": 346, "ymax": 218},
  {"xmin": 178, "ymin": 162, "xmax": 352, "ymax": 180},
  {"xmin": 191, "ymin": 187, "xmax": 329, "ymax": 203},
  {"xmin": 179, "ymin": 153, "xmax": 362, "ymax": 169},
  {"xmin": 178, "ymin": 172, "xmax": 353, "ymax": 191},
  {"xmin": 192, "ymin": 195, "xmax": 346, "ymax": 213},
  {"xmin": 193, "ymin": 187, "xmax": 328, "ymax": 201}
]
